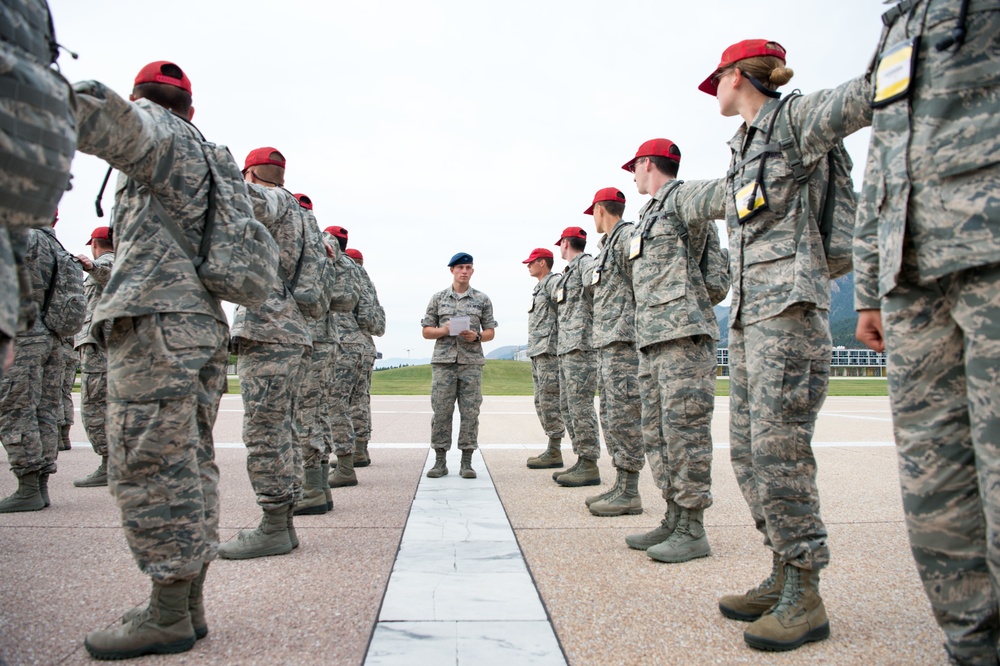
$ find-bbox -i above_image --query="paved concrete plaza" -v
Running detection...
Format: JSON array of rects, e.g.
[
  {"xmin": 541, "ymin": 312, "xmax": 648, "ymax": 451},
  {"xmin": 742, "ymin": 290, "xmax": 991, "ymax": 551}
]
[{"xmin": 0, "ymin": 392, "xmax": 950, "ymax": 665}]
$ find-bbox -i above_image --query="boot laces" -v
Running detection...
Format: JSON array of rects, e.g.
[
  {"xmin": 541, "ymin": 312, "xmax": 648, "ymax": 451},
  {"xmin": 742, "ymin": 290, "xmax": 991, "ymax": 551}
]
[{"xmin": 771, "ymin": 566, "xmax": 805, "ymax": 618}]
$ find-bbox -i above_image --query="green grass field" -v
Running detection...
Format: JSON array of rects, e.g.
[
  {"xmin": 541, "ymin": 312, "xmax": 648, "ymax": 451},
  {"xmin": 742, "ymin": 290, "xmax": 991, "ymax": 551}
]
[{"xmin": 366, "ymin": 361, "xmax": 888, "ymax": 397}]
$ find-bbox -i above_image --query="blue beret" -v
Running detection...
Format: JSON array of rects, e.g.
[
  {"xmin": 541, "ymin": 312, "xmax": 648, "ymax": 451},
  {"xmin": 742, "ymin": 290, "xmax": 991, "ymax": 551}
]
[{"xmin": 448, "ymin": 252, "xmax": 474, "ymax": 267}]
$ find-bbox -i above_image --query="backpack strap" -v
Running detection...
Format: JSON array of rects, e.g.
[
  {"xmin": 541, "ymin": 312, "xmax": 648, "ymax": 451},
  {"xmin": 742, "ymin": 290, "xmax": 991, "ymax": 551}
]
[
  {"xmin": 39, "ymin": 232, "xmax": 64, "ymax": 321},
  {"xmin": 771, "ymin": 92, "xmax": 817, "ymax": 255},
  {"xmin": 595, "ymin": 220, "xmax": 633, "ymax": 275}
]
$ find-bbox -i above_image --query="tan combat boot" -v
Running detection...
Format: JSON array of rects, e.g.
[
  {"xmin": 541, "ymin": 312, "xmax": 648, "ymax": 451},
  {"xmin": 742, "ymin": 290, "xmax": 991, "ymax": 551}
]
[
  {"xmin": 353, "ymin": 439, "xmax": 371, "ymax": 468},
  {"xmin": 121, "ymin": 563, "xmax": 210, "ymax": 640},
  {"xmin": 646, "ymin": 507, "xmax": 710, "ymax": 563},
  {"xmin": 85, "ymin": 579, "xmax": 196, "ymax": 659},
  {"xmin": 218, "ymin": 506, "xmax": 293, "ymax": 560},
  {"xmin": 552, "ymin": 456, "xmax": 580, "ymax": 481},
  {"xmin": 589, "ymin": 471, "xmax": 642, "ymax": 516},
  {"xmin": 59, "ymin": 424, "xmax": 72, "ymax": 450},
  {"xmin": 743, "ymin": 564, "xmax": 830, "ymax": 651},
  {"xmin": 527, "ymin": 437, "xmax": 563, "ymax": 469},
  {"xmin": 625, "ymin": 501, "xmax": 680, "ymax": 550},
  {"xmin": 320, "ymin": 461, "xmax": 333, "ymax": 511},
  {"xmin": 329, "ymin": 453, "xmax": 358, "ymax": 488},
  {"xmin": 555, "ymin": 458, "xmax": 600, "ymax": 487},
  {"xmin": 585, "ymin": 468, "xmax": 624, "ymax": 508},
  {"xmin": 74, "ymin": 456, "xmax": 109, "ymax": 487},
  {"xmin": 0, "ymin": 471, "xmax": 45, "ymax": 513},
  {"xmin": 719, "ymin": 552, "xmax": 785, "ymax": 621},
  {"xmin": 38, "ymin": 472, "xmax": 50, "ymax": 507},
  {"xmin": 292, "ymin": 467, "xmax": 328, "ymax": 516},
  {"xmin": 460, "ymin": 449, "xmax": 477, "ymax": 479},
  {"xmin": 426, "ymin": 449, "xmax": 448, "ymax": 478},
  {"xmin": 287, "ymin": 505, "xmax": 299, "ymax": 549}
]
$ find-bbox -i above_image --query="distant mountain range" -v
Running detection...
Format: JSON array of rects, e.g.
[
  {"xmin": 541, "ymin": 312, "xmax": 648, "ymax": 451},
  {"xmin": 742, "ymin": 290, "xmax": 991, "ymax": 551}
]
[
  {"xmin": 715, "ymin": 273, "xmax": 859, "ymax": 347},
  {"xmin": 486, "ymin": 345, "xmax": 525, "ymax": 360}
]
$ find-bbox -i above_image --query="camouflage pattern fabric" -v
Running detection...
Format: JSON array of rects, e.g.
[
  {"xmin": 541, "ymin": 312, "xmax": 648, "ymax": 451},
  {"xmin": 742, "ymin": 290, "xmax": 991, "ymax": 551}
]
[
  {"xmin": 0, "ymin": 331, "xmax": 60, "ymax": 476},
  {"xmin": 553, "ymin": 253, "xmax": 595, "ymax": 355},
  {"xmin": 105, "ymin": 313, "xmax": 228, "ymax": 584},
  {"xmin": 558, "ymin": 349, "xmax": 599, "ymax": 460},
  {"xmin": 530, "ymin": 353, "xmax": 563, "ymax": 439},
  {"xmin": 350, "ymin": 352, "xmax": 376, "ymax": 444},
  {"xmin": 591, "ymin": 220, "xmax": 636, "ymax": 349},
  {"xmin": 421, "ymin": 287, "xmax": 497, "ymax": 365},
  {"xmin": 74, "ymin": 251, "xmax": 115, "ymax": 349},
  {"xmin": 728, "ymin": 303, "xmax": 831, "ymax": 570},
  {"xmin": 597, "ymin": 342, "xmax": 642, "ymax": 472},
  {"xmin": 78, "ymin": 344, "xmax": 108, "ymax": 456},
  {"xmin": 0, "ymin": 228, "xmax": 16, "ymax": 346},
  {"xmin": 298, "ymin": 338, "xmax": 335, "ymax": 470},
  {"xmin": 351, "ymin": 265, "xmax": 383, "ymax": 444},
  {"xmin": 57, "ymin": 336, "xmax": 76, "ymax": 428},
  {"xmin": 527, "ymin": 271, "xmax": 560, "ymax": 358},
  {"xmin": 853, "ymin": 5, "xmax": 1000, "ymax": 663},
  {"xmin": 237, "ymin": 339, "xmax": 308, "ymax": 507},
  {"xmin": 430, "ymin": 362, "xmax": 483, "ymax": 451},
  {"xmin": 329, "ymin": 342, "xmax": 365, "ymax": 457},
  {"xmin": 639, "ymin": 337, "xmax": 716, "ymax": 509}
]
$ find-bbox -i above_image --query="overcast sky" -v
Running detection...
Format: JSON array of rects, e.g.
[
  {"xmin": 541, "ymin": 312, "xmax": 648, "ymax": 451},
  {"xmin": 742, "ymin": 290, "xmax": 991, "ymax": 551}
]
[{"xmin": 48, "ymin": 0, "xmax": 886, "ymax": 362}]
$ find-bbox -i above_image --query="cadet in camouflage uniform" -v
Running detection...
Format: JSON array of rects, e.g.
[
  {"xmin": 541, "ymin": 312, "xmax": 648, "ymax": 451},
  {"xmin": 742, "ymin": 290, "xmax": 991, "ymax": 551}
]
[
  {"xmin": 854, "ymin": 5, "xmax": 1000, "ymax": 664},
  {"xmin": 72, "ymin": 226, "xmax": 114, "ymax": 487},
  {"xmin": 57, "ymin": 335, "xmax": 76, "ymax": 450},
  {"xmin": 618, "ymin": 141, "xmax": 727, "ymax": 561},
  {"xmin": 582, "ymin": 187, "xmax": 644, "ymax": 517},
  {"xmin": 0, "ymin": 0, "xmax": 76, "ymax": 378},
  {"xmin": 73, "ymin": 62, "xmax": 232, "ymax": 658},
  {"xmin": 699, "ymin": 40, "xmax": 872, "ymax": 651},
  {"xmin": 346, "ymin": 249, "xmax": 385, "ymax": 467},
  {"xmin": 290, "ymin": 194, "xmax": 339, "ymax": 516},
  {"xmin": 225, "ymin": 148, "xmax": 312, "ymax": 561},
  {"xmin": 522, "ymin": 247, "xmax": 565, "ymax": 470},
  {"xmin": 551, "ymin": 227, "xmax": 601, "ymax": 488},
  {"xmin": 0, "ymin": 226, "xmax": 65, "ymax": 513},
  {"xmin": 421, "ymin": 252, "xmax": 497, "ymax": 479},
  {"xmin": 322, "ymin": 225, "xmax": 365, "ymax": 490}
]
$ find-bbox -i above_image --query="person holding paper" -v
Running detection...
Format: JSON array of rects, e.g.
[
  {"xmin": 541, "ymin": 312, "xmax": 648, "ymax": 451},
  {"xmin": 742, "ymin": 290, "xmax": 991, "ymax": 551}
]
[{"xmin": 421, "ymin": 252, "xmax": 498, "ymax": 479}]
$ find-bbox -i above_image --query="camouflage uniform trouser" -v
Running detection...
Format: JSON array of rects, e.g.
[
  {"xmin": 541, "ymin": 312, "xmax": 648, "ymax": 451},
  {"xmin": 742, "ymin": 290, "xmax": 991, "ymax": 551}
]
[
  {"xmin": 639, "ymin": 336, "xmax": 716, "ymax": 509},
  {"xmin": 79, "ymin": 344, "xmax": 108, "ymax": 456},
  {"xmin": 598, "ymin": 342, "xmax": 643, "ymax": 473},
  {"xmin": 558, "ymin": 349, "xmax": 599, "ymax": 460},
  {"xmin": 298, "ymin": 340, "xmax": 336, "ymax": 470},
  {"xmin": 883, "ymin": 261, "xmax": 1000, "ymax": 665},
  {"xmin": 349, "ymin": 351, "xmax": 376, "ymax": 443},
  {"xmin": 0, "ymin": 227, "xmax": 16, "ymax": 368},
  {"xmin": 729, "ymin": 303, "xmax": 831, "ymax": 570},
  {"xmin": 329, "ymin": 342, "xmax": 366, "ymax": 458},
  {"xmin": 430, "ymin": 362, "xmax": 482, "ymax": 451},
  {"xmin": 0, "ymin": 331, "xmax": 60, "ymax": 476},
  {"xmin": 58, "ymin": 337, "xmax": 76, "ymax": 428},
  {"xmin": 106, "ymin": 313, "xmax": 228, "ymax": 584},
  {"xmin": 237, "ymin": 339, "xmax": 308, "ymax": 508},
  {"xmin": 530, "ymin": 352, "xmax": 564, "ymax": 439}
]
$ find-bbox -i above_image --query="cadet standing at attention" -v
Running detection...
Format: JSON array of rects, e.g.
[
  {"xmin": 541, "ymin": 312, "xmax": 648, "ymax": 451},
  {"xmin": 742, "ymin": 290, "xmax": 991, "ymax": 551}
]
[
  {"xmin": 582, "ymin": 188, "xmax": 645, "ymax": 517},
  {"xmin": 551, "ymin": 227, "xmax": 601, "ymax": 488},
  {"xmin": 73, "ymin": 61, "xmax": 233, "ymax": 658},
  {"xmin": 73, "ymin": 226, "xmax": 115, "ymax": 488},
  {"xmin": 421, "ymin": 253, "xmax": 497, "ymax": 479},
  {"xmin": 854, "ymin": 3, "xmax": 1000, "ymax": 664},
  {"xmin": 345, "ymin": 248, "xmax": 386, "ymax": 468},
  {"xmin": 620, "ymin": 140, "xmax": 728, "ymax": 561},
  {"xmin": 522, "ymin": 247, "xmax": 565, "ymax": 470},
  {"xmin": 700, "ymin": 40, "xmax": 871, "ymax": 651}
]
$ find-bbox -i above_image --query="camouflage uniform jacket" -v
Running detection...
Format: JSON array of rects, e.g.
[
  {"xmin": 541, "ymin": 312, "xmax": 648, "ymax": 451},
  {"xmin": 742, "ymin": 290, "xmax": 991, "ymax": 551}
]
[
  {"xmin": 73, "ymin": 86, "xmax": 227, "ymax": 327},
  {"xmin": 553, "ymin": 253, "xmax": 595, "ymax": 355},
  {"xmin": 527, "ymin": 271, "xmax": 560, "ymax": 358},
  {"xmin": 73, "ymin": 250, "xmax": 114, "ymax": 349},
  {"xmin": 854, "ymin": 1, "xmax": 1000, "ymax": 308},
  {"xmin": 22, "ymin": 227, "xmax": 58, "ymax": 336},
  {"xmin": 330, "ymin": 253, "xmax": 365, "ymax": 346},
  {"xmin": 590, "ymin": 220, "xmax": 636, "ymax": 348},
  {"xmin": 632, "ymin": 179, "xmax": 725, "ymax": 350},
  {"xmin": 231, "ymin": 184, "xmax": 310, "ymax": 346},
  {"xmin": 356, "ymin": 265, "xmax": 385, "ymax": 355},
  {"xmin": 723, "ymin": 77, "xmax": 871, "ymax": 326},
  {"xmin": 421, "ymin": 287, "xmax": 497, "ymax": 365}
]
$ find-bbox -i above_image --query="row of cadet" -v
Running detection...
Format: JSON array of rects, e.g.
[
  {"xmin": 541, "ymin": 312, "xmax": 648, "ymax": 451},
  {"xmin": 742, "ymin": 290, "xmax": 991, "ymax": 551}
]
[{"xmin": 0, "ymin": 1, "xmax": 388, "ymax": 660}]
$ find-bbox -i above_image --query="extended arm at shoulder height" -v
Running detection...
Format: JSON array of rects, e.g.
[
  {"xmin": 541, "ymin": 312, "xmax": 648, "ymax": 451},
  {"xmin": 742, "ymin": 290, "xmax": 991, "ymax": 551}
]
[{"xmin": 73, "ymin": 81, "xmax": 158, "ymax": 176}]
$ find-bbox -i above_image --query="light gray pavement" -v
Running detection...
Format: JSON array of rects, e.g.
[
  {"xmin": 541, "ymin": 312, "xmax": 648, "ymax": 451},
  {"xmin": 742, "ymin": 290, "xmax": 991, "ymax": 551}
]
[{"xmin": 0, "ymin": 392, "xmax": 950, "ymax": 665}]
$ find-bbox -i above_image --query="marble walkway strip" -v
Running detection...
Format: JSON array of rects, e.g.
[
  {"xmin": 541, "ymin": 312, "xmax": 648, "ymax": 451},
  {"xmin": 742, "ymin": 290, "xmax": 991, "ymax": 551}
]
[{"xmin": 365, "ymin": 448, "xmax": 567, "ymax": 665}]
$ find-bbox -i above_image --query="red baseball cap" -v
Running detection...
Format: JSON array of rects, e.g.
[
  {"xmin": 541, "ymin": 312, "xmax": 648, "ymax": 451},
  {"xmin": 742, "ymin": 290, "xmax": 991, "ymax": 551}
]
[
  {"xmin": 584, "ymin": 187, "xmax": 626, "ymax": 215},
  {"xmin": 522, "ymin": 247, "xmax": 554, "ymax": 264},
  {"xmin": 555, "ymin": 226, "xmax": 587, "ymax": 245},
  {"xmin": 699, "ymin": 39, "xmax": 787, "ymax": 96},
  {"xmin": 325, "ymin": 225, "xmax": 348, "ymax": 240},
  {"xmin": 243, "ymin": 147, "xmax": 286, "ymax": 172},
  {"xmin": 621, "ymin": 139, "xmax": 681, "ymax": 172},
  {"xmin": 85, "ymin": 226, "xmax": 112, "ymax": 245},
  {"xmin": 134, "ymin": 61, "xmax": 192, "ymax": 94},
  {"xmin": 345, "ymin": 248, "xmax": 363, "ymax": 262},
  {"xmin": 293, "ymin": 193, "xmax": 313, "ymax": 210}
]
